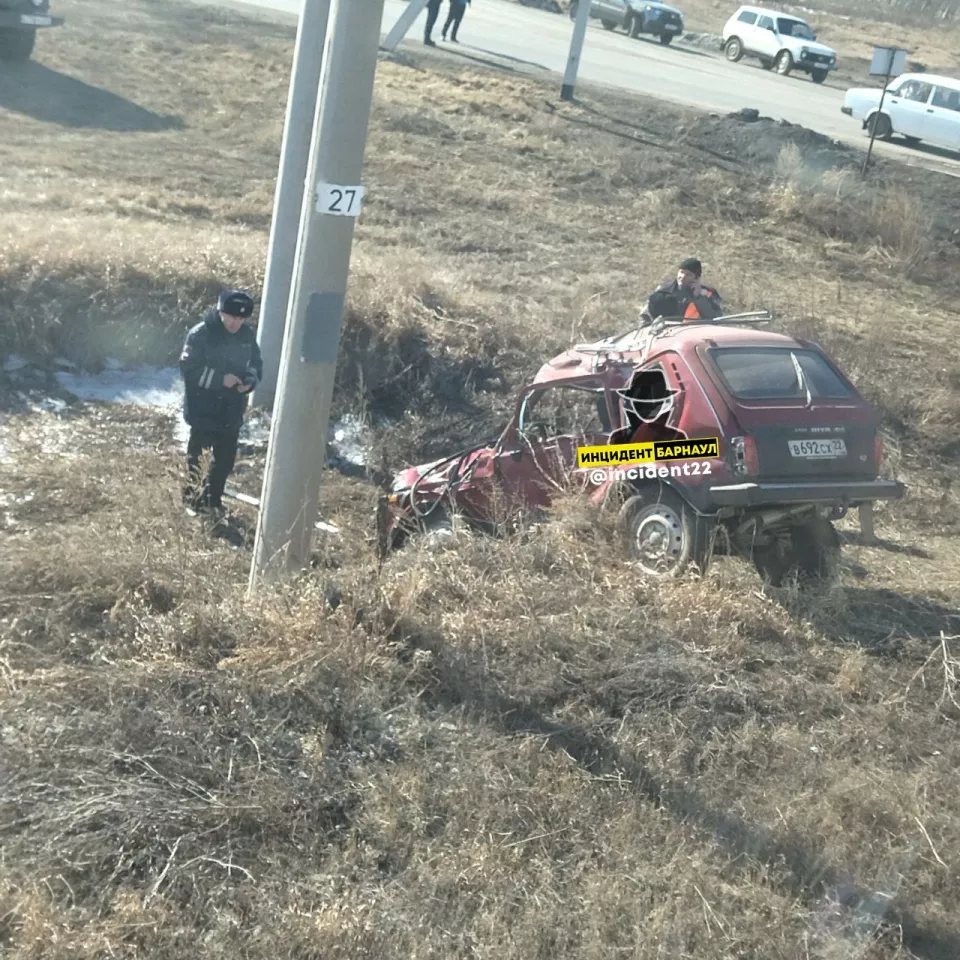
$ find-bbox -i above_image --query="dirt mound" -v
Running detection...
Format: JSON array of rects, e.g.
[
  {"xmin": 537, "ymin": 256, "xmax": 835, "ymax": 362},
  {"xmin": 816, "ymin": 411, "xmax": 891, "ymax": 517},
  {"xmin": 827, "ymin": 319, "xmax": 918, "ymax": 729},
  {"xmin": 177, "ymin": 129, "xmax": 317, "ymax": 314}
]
[{"xmin": 689, "ymin": 110, "xmax": 863, "ymax": 173}]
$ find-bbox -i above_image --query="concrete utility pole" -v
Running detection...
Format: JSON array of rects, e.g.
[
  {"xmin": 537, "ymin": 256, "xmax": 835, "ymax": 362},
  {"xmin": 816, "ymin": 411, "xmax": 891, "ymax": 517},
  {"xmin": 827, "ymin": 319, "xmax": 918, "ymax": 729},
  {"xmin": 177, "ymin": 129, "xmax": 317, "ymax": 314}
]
[
  {"xmin": 248, "ymin": 0, "xmax": 386, "ymax": 590},
  {"xmin": 252, "ymin": 0, "xmax": 333, "ymax": 410},
  {"xmin": 561, "ymin": 0, "xmax": 592, "ymax": 101},
  {"xmin": 381, "ymin": 0, "xmax": 430, "ymax": 52}
]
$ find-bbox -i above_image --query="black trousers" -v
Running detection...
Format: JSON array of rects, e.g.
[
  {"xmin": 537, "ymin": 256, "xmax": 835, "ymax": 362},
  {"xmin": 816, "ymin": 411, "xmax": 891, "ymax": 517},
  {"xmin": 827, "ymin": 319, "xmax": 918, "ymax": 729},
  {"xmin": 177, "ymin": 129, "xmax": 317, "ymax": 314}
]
[
  {"xmin": 184, "ymin": 425, "xmax": 240, "ymax": 509},
  {"xmin": 443, "ymin": 0, "xmax": 466, "ymax": 38},
  {"xmin": 425, "ymin": 0, "xmax": 442, "ymax": 39}
]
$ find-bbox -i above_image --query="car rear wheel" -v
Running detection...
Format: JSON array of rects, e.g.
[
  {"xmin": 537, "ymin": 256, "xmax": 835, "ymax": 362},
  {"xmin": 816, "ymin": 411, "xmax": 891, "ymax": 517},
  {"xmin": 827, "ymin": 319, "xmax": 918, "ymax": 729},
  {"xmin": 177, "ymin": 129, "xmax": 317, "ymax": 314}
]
[
  {"xmin": 751, "ymin": 516, "xmax": 841, "ymax": 588},
  {"xmin": 601, "ymin": 18, "xmax": 617, "ymax": 30},
  {"xmin": 724, "ymin": 37, "xmax": 743, "ymax": 62},
  {"xmin": 617, "ymin": 486, "xmax": 714, "ymax": 579},
  {"xmin": 811, "ymin": 67, "xmax": 828, "ymax": 83},
  {"xmin": 774, "ymin": 50, "xmax": 793, "ymax": 75}
]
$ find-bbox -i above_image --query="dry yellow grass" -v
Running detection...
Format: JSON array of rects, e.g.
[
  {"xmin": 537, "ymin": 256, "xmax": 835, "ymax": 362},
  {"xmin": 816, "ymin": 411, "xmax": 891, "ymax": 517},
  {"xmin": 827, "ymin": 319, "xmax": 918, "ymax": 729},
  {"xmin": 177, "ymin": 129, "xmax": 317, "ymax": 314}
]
[{"xmin": 2, "ymin": 0, "xmax": 960, "ymax": 957}]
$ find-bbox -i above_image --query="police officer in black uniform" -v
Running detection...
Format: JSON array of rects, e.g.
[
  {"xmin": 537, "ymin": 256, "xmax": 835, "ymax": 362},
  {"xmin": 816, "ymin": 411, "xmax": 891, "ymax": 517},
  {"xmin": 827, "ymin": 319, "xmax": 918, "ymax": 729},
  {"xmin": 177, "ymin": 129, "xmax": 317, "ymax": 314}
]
[{"xmin": 179, "ymin": 289, "xmax": 262, "ymax": 514}]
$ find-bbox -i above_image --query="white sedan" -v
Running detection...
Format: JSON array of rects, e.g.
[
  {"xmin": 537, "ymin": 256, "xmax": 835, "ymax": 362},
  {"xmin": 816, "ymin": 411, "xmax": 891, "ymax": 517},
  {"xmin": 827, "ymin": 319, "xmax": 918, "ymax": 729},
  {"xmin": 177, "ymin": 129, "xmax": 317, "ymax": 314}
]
[{"xmin": 842, "ymin": 72, "xmax": 960, "ymax": 153}]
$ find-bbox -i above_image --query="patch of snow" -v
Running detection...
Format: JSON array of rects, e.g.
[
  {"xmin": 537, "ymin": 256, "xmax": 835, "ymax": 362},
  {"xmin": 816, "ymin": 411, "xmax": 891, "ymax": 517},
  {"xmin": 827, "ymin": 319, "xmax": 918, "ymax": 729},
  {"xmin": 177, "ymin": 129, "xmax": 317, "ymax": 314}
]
[
  {"xmin": 3, "ymin": 355, "xmax": 28, "ymax": 373},
  {"xmin": 331, "ymin": 413, "xmax": 372, "ymax": 466},
  {"xmin": 55, "ymin": 363, "xmax": 184, "ymax": 411}
]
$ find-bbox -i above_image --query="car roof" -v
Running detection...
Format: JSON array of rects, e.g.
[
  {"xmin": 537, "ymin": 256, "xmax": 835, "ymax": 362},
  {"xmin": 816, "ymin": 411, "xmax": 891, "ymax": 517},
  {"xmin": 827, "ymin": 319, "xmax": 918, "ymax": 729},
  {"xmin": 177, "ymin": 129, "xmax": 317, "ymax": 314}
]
[
  {"xmin": 734, "ymin": 5, "xmax": 809, "ymax": 18},
  {"xmin": 894, "ymin": 72, "xmax": 960, "ymax": 89},
  {"xmin": 533, "ymin": 323, "xmax": 817, "ymax": 387}
]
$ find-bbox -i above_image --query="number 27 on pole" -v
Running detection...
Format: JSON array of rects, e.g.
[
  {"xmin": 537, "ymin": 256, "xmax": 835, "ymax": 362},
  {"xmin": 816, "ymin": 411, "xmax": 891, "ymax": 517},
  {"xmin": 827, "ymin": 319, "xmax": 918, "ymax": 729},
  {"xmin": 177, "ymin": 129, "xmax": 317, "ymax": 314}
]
[{"xmin": 316, "ymin": 182, "xmax": 365, "ymax": 217}]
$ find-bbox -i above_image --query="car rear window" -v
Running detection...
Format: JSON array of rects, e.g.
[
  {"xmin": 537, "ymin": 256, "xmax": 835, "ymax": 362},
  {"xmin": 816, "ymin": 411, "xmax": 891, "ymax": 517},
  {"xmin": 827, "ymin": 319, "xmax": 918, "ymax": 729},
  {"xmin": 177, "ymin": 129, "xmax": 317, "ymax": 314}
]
[{"xmin": 707, "ymin": 347, "xmax": 855, "ymax": 400}]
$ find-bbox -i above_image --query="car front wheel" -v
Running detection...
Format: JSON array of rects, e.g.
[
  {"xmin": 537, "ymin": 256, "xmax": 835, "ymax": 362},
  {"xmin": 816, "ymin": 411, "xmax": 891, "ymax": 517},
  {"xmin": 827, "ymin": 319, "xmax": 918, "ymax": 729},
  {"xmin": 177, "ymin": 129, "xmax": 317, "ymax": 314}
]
[
  {"xmin": 617, "ymin": 486, "xmax": 714, "ymax": 579},
  {"xmin": 867, "ymin": 111, "xmax": 893, "ymax": 140},
  {"xmin": 774, "ymin": 50, "xmax": 793, "ymax": 75}
]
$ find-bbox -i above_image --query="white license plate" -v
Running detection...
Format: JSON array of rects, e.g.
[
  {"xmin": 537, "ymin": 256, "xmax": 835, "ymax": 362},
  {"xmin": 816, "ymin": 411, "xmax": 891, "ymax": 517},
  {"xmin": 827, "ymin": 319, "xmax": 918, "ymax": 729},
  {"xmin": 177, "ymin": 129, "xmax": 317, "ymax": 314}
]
[
  {"xmin": 788, "ymin": 438, "xmax": 847, "ymax": 459},
  {"xmin": 665, "ymin": 24, "xmax": 680, "ymax": 30},
  {"xmin": 20, "ymin": 15, "xmax": 53, "ymax": 25}
]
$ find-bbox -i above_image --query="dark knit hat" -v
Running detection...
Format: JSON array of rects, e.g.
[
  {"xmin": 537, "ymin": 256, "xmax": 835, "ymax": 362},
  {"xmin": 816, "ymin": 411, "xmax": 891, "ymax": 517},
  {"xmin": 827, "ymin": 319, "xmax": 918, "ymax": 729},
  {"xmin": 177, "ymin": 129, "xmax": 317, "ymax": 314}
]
[
  {"xmin": 218, "ymin": 289, "xmax": 254, "ymax": 318},
  {"xmin": 679, "ymin": 257, "xmax": 702, "ymax": 277}
]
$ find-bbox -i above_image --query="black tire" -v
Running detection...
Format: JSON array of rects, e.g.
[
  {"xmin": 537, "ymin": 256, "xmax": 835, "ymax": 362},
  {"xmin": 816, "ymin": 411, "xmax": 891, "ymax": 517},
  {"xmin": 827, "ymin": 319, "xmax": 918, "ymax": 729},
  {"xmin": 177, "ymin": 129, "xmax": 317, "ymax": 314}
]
[
  {"xmin": 774, "ymin": 50, "xmax": 793, "ymax": 75},
  {"xmin": 659, "ymin": 32, "xmax": 673, "ymax": 45},
  {"xmin": 617, "ymin": 485, "xmax": 714, "ymax": 579},
  {"xmin": 751, "ymin": 516, "xmax": 841, "ymax": 588},
  {"xmin": 867, "ymin": 111, "xmax": 893, "ymax": 140},
  {"xmin": 601, "ymin": 18, "xmax": 616, "ymax": 30},
  {"xmin": 724, "ymin": 37, "xmax": 743, "ymax": 62},
  {"xmin": 0, "ymin": 28, "xmax": 36, "ymax": 63},
  {"xmin": 629, "ymin": 14, "xmax": 643, "ymax": 38},
  {"xmin": 569, "ymin": 1, "xmax": 579, "ymax": 20},
  {"xmin": 811, "ymin": 67, "xmax": 828, "ymax": 83}
]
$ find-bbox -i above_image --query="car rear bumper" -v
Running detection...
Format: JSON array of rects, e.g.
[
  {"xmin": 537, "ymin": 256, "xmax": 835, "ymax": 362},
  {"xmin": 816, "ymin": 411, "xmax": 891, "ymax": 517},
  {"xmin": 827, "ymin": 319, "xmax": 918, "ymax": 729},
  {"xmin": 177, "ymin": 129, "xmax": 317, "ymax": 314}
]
[
  {"xmin": 0, "ymin": 12, "xmax": 64, "ymax": 27},
  {"xmin": 708, "ymin": 478, "xmax": 906, "ymax": 508}
]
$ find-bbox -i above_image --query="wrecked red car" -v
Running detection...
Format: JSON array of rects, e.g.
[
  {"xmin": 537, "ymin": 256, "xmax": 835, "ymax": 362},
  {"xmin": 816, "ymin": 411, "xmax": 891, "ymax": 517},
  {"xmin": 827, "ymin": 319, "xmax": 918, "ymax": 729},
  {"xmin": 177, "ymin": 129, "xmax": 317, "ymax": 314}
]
[{"xmin": 376, "ymin": 313, "xmax": 906, "ymax": 584}]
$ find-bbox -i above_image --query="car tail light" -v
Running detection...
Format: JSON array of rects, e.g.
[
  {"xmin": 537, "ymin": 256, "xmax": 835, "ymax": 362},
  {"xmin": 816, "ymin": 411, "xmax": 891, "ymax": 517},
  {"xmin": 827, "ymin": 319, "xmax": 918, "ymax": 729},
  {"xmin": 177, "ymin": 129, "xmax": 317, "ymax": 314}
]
[{"xmin": 731, "ymin": 435, "xmax": 760, "ymax": 476}]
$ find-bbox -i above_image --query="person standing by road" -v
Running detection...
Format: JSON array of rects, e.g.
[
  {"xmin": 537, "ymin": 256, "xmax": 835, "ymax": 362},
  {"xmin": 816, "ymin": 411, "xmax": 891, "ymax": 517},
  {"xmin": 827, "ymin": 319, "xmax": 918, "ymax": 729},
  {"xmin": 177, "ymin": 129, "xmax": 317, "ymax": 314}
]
[
  {"xmin": 442, "ymin": 0, "xmax": 470, "ymax": 42},
  {"xmin": 179, "ymin": 289, "xmax": 262, "ymax": 516},
  {"xmin": 640, "ymin": 257, "xmax": 725, "ymax": 324},
  {"xmin": 424, "ymin": 0, "xmax": 443, "ymax": 45}
]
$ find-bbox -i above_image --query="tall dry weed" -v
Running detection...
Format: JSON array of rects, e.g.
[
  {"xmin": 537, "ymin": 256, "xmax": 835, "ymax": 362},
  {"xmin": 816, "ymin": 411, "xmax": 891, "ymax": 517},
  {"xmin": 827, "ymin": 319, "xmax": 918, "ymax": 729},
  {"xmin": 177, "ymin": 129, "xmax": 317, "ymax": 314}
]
[{"xmin": 768, "ymin": 143, "xmax": 932, "ymax": 273}]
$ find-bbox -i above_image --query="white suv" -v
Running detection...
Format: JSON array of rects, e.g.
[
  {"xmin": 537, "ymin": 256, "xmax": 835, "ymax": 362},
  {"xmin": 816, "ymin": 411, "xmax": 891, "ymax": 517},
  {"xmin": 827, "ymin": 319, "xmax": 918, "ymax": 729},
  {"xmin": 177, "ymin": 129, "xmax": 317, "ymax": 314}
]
[{"xmin": 721, "ymin": 5, "xmax": 838, "ymax": 84}]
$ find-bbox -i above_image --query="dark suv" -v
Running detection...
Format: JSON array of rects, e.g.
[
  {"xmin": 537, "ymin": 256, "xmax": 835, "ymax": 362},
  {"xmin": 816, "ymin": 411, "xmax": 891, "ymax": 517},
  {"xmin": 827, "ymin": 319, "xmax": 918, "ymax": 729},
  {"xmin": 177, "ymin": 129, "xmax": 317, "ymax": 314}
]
[
  {"xmin": 0, "ymin": 0, "xmax": 63, "ymax": 62},
  {"xmin": 376, "ymin": 315, "xmax": 906, "ymax": 585}
]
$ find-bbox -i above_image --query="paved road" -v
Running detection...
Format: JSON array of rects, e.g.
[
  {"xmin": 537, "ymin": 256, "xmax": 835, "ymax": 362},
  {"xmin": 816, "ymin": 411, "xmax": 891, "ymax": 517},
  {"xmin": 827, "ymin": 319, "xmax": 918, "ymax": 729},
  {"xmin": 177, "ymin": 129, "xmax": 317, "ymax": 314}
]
[{"xmin": 201, "ymin": 0, "xmax": 960, "ymax": 178}]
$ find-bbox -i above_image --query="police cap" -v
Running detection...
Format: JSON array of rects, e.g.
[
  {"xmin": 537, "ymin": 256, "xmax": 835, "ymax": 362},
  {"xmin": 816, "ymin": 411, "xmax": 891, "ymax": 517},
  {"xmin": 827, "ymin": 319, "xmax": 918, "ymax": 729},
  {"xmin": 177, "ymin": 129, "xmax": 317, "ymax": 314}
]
[{"xmin": 218, "ymin": 289, "xmax": 255, "ymax": 318}]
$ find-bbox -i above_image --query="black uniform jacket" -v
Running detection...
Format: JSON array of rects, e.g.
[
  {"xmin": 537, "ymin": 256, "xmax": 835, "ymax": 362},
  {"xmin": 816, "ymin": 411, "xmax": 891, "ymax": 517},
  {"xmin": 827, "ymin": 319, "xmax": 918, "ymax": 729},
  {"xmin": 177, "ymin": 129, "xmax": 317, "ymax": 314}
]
[{"xmin": 179, "ymin": 309, "xmax": 263, "ymax": 432}]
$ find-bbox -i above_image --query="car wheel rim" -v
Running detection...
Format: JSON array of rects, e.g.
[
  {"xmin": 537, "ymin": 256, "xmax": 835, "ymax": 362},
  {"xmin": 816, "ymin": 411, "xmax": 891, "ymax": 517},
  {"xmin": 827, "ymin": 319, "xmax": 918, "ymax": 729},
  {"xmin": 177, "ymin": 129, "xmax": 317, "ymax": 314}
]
[{"xmin": 632, "ymin": 506, "xmax": 684, "ymax": 574}]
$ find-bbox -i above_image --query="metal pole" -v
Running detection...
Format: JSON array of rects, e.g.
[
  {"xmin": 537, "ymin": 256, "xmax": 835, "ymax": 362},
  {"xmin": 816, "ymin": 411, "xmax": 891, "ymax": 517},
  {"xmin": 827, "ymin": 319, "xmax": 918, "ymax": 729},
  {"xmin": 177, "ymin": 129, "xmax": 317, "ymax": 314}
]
[
  {"xmin": 561, "ymin": 0, "xmax": 592, "ymax": 102},
  {"xmin": 252, "ymin": 0, "xmax": 333, "ymax": 410},
  {"xmin": 381, "ymin": 0, "xmax": 430, "ymax": 52},
  {"xmin": 248, "ymin": 0, "xmax": 386, "ymax": 589},
  {"xmin": 861, "ymin": 48, "xmax": 894, "ymax": 178}
]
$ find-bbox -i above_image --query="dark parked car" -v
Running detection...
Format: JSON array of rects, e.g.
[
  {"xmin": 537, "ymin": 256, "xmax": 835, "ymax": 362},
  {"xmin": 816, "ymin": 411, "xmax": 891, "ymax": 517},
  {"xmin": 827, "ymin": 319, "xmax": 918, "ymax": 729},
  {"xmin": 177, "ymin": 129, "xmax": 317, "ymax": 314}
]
[
  {"xmin": 569, "ymin": 0, "xmax": 685, "ymax": 45},
  {"xmin": 377, "ymin": 314, "xmax": 906, "ymax": 584}
]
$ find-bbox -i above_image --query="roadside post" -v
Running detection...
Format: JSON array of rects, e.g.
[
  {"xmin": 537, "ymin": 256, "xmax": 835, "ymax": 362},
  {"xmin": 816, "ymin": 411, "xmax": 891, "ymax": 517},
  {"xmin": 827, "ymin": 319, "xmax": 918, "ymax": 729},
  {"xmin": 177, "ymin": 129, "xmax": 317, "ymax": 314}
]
[
  {"xmin": 252, "ymin": 0, "xmax": 334, "ymax": 410},
  {"xmin": 380, "ymin": 0, "xmax": 431, "ymax": 53},
  {"xmin": 861, "ymin": 45, "xmax": 909, "ymax": 178},
  {"xmin": 248, "ymin": 0, "xmax": 386, "ymax": 590},
  {"xmin": 561, "ymin": 0, "xmax": 592, "ymax": 101}
]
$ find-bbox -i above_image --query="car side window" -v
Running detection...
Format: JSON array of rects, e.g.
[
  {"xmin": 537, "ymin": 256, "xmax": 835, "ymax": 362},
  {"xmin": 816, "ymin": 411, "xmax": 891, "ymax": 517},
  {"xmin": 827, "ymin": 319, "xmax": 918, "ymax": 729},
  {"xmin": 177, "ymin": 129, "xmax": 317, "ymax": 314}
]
[
  {"xmin": 932, "ymin": 85, "xmax": 960, "ymax": 112},
  {"xmin": 757, "ymin": 14, "xmax": 774, "ymax": 30},
  {"xmin": 900, "ymin": 81, "xmax": 933, "ymax": 103},
  {"xmin": 737, "ymin": 10, "xmax": 757, "ymax": 23},
  {"xmin": 518, "ymin": 383, "xmax": 611, "ymax": 438}
]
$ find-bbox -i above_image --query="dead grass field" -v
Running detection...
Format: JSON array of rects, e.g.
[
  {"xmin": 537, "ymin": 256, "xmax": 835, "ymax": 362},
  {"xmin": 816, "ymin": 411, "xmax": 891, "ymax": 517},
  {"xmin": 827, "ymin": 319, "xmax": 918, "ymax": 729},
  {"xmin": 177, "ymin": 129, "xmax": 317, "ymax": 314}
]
[{"xmin": 2, "ymin": 0, "xmax": 960, "ymax": 957}]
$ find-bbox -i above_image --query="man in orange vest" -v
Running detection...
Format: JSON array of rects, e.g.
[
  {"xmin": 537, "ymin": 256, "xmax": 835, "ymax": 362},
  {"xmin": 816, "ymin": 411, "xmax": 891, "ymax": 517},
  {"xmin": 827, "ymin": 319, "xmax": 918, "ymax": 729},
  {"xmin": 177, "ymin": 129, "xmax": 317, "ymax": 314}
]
[{"xmin": 640, "ymin": 257, "xmax": 725, "ymax": 324}]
